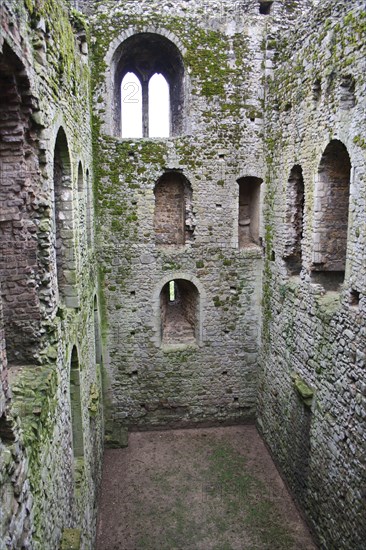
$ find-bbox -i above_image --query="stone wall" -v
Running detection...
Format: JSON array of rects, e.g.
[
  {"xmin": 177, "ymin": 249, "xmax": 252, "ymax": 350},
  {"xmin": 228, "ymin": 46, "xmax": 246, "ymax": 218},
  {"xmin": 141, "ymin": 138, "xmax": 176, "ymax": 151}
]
[
  {"xmin": 0, "ymin": 0, "xmax": 103, "ymax": 548},
  {"xmin": 257, "ymin": 1, "xmax": 366, "ymax": 548},
  {"xmin": 92, "ymin": 0, "xmax": 268, "ymax": 430},
  {"xmin": 0, "ymin": 1, "xmax": 365, "ymax": 549}
]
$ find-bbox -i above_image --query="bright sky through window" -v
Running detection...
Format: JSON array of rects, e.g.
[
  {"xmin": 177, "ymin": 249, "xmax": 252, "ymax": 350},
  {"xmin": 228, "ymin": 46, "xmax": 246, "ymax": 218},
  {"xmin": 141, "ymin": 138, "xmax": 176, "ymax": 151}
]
[
  {"xmin": 121, "ymin": 72, "xmax": 142, "ymax": 138},
  {"xmin": 169, "ymin": 281, "xmax": 175, "ymax": 301},
  {"xmin": 149, "ymin": 74, "xmax": 170, "ymax": 138}
]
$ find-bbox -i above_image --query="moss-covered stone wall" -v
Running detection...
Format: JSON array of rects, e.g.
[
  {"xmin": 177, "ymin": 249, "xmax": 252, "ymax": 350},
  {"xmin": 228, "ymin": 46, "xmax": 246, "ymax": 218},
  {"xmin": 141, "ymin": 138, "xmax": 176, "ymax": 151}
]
[
  {"xmin": 91, "ymin": 0, "xmax": 269, "ymax": 430},
  {"xmin": 0, "ymin": 0, "xmax": 365, "ymax": 548},
  {"xmin": 257, "ymin": 1, "xmax": 366, "ymax": 547},
  {"xmin": 0, "ymin": 0, "xmax": 103, "ymax": 548}
]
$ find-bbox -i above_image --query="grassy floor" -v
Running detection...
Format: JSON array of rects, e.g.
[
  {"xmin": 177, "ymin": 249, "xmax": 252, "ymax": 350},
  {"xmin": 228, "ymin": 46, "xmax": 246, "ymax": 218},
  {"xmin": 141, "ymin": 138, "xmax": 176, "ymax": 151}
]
[{"xmin": 96, "ymin": 426, "xmax": 316, "ymax": 550}]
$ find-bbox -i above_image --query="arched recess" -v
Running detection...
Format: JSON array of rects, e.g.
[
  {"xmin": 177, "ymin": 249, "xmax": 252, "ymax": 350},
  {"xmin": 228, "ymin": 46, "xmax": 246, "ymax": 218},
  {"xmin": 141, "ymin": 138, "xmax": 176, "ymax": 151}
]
[
  {"xmin": 154, "ymin": 171, "xmax": 195, "ymax": 246},
  {"xmin": 86, "ymin": 168, "xmax": 92, "ymax": 247},
  {"xmin": 312, "ymin": 140, "xmax": 351, "ymax": 288},
  {"xmin": 237, "ymin": 176, "xmax": 263, "ymax": 248},
  {"xmin": 111, "ymin": 32, "xmax": 184, "ymax": 137},
  {"xmin": 283, "ymin": 165, "xmax": 305, "ymax": 275},
  {"xmin": 70, "ymin": 346, "xmax": 84, "ymax": 458},
  {"xmin": 0, "ymin": 42, "xmax": 41, "ymax": 364},
  {"xmin": 160, "ymin": 279, "xmax": 199, "ymax": 345},
  {"xmin": 53, "ymin": 128, "xmax": 77, "ymax": 305},
  {"xmin": 153, "ymin": 273, "xmax": 205, "ymax": 348},
  {"xmin": 94, "ymin": 295, "xmax": 102, "ymax": 365}
]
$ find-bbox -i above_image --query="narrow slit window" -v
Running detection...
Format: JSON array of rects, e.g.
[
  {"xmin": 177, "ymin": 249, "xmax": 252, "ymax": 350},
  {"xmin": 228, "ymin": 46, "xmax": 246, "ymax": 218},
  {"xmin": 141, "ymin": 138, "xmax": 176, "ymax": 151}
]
[
  {"xmin": 148, "ymin": 73, "xmax": 170, "ymax": 138},
  {"xmin": 121, "ymin": 72, "xmax": 143, "ymax": 138},
  {"xmin": 169, "ymin": 281, "xmax": 175, "ymax": 302}
]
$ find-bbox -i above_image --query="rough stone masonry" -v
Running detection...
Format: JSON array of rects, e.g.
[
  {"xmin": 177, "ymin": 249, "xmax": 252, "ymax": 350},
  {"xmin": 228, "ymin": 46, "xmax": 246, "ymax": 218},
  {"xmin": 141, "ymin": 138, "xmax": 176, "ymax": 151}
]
[{"xmin": 0, "ymin": 0, "xmax": 365, "ymax": 548}]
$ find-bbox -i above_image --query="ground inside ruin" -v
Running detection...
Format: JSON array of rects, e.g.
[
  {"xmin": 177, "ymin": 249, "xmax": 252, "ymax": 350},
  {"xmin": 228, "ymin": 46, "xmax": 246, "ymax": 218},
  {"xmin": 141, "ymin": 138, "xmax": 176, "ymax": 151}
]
[{"xmin": 96, "ymin": 425, "xmax": 316, "ymax": 550}]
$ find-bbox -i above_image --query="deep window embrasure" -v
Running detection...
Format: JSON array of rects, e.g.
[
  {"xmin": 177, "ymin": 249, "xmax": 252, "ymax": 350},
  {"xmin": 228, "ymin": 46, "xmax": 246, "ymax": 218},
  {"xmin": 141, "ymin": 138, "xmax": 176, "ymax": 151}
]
[
  {"xmin": 154, "ymin": 172, "xmax": 195, "ymax": 246},
  {"xmin": 0, "ymin": 43, "xmax": 40, "ymax": 363},
  {"xmin": 312, "ymin": 140, "xmax": 351, "ymax": 289},
  {"xmin": 160, "ymin": 279, "xmax": 199, "ymax": 345}
]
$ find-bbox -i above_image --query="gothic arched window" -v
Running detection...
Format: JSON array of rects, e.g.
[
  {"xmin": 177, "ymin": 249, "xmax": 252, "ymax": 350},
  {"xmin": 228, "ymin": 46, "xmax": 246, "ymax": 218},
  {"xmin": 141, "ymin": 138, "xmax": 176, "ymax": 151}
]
[{"xmin": 112, "ymin": 33, "xmax": 184, "ymax": 138}]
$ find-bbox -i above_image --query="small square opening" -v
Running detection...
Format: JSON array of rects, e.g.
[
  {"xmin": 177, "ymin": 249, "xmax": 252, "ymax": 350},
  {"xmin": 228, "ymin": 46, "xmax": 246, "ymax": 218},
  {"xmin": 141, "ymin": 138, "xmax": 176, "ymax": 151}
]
[
  {"xmin": 259, "ymin": 1, "xmax": 274, "ymax": 15},
  {"xmin": 350, "ymin": 289, "xmax": 360, "ymax": 307}
]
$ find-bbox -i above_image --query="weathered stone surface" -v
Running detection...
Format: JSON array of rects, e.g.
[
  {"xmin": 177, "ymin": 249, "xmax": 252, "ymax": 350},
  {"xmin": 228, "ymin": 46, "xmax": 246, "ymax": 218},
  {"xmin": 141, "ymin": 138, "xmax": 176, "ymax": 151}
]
[
  {"xmin": 0, "ymin": 0, "xmax": 364, "ymax": 549},
  {"xmin": 0, "ymin": 1, "xmax": 103, "ymax": 549}
]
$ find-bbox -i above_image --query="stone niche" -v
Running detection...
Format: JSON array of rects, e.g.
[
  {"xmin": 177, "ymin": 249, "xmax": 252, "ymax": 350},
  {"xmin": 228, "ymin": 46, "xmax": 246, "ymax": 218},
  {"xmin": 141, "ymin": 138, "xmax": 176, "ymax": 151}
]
[
  {"xmin": 154, "ymin": 172, "xmax": 194, "ymax": 247},
  {"xmin": 237, "ymin": 176, "xmax": 262, "ymax": 248},
  {"xmin": 311, "ymin": 139, "xmax": 351, "ymax": 289}
]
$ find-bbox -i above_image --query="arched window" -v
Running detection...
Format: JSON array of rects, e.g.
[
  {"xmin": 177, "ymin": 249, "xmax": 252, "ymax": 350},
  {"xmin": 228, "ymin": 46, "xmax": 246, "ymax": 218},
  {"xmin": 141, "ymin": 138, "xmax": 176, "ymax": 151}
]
[
  {"xmin": 312, "ymin": 140, "xmax": 351, "ymax": 288},
  {"xmin": 53, "ymin": 128, "xmax": 77, "ymax": 305},
  {"xmin": 160, "ymin": 279, "xmax": 199, "ymax": 345},
  {"xmin": 283, "ymin": 165, "xmax": 305, "ymax": 275},
  {"xmin": 237, "ymin": 176, "xmax": 262, "ymax": 248},
  {"xmin": 121, "ymin": 72, "xmax": 143, "ymax": 138},
  {"xmin": 148, "ymin": 73, "xmax": 170, "ymax": 138},
  {"xmin": 154, "ymin": 172, "xmax": 195, "ymax": 246},
  {"xmin": 0, "ymin": 43, "xmax": 40, "ymax": 363},
  {"xmin": 70, "ymin": 346, "xmax": 84, "ymax": 458},
  {"xmin": 112, "ymin": 33, "xmax": 184, "ymax": 137}
]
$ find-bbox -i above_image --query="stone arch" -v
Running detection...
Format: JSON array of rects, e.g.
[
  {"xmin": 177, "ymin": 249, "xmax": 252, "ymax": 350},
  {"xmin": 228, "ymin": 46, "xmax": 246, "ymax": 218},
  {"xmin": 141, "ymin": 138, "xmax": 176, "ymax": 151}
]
[
  {"xmin": 312, "ymin": 139, "xmax": 351, "ymax": 288},
  {"xmin": 70, "ymin": 345, "xmax": 84, "ymax": 458},
  {"xmin": 237, "ymin": 176, "xmax": 263, "ymax": 248},
  {"xmin": 283, "ymin": 165, "xmax": 305, "ymax": 275},
  {"xmin": 0, "ymin": 42, "xmax": 41, "ymax": 364},
  {"xmin": 153, "ymin": 273, "xmax": 205, "ymax": 347},
  {"xmin": 108, "ymin": 31, "xmax": 185, "ymax": 137},
  {"xmin": 53, "ymin": 127, "xmax": 77, "ymax": 305},
  {"xmin": 154, "ymin": 171, "xmax": 195, "ymax": 246}
]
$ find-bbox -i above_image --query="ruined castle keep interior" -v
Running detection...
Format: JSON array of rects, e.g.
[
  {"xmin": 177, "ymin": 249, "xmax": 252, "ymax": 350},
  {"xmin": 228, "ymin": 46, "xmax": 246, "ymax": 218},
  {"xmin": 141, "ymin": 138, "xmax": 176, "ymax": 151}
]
[{"xmin": 0, "ymin": 0, "xmax": 365, "ymax": 548}]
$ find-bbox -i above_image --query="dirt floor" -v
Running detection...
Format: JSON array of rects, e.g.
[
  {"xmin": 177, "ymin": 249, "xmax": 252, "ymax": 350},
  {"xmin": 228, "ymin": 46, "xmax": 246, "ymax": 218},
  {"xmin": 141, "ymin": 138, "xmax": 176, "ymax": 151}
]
[{"xmin": 96, "ymin": 425, "xmax": 316, "ymax": 550}]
